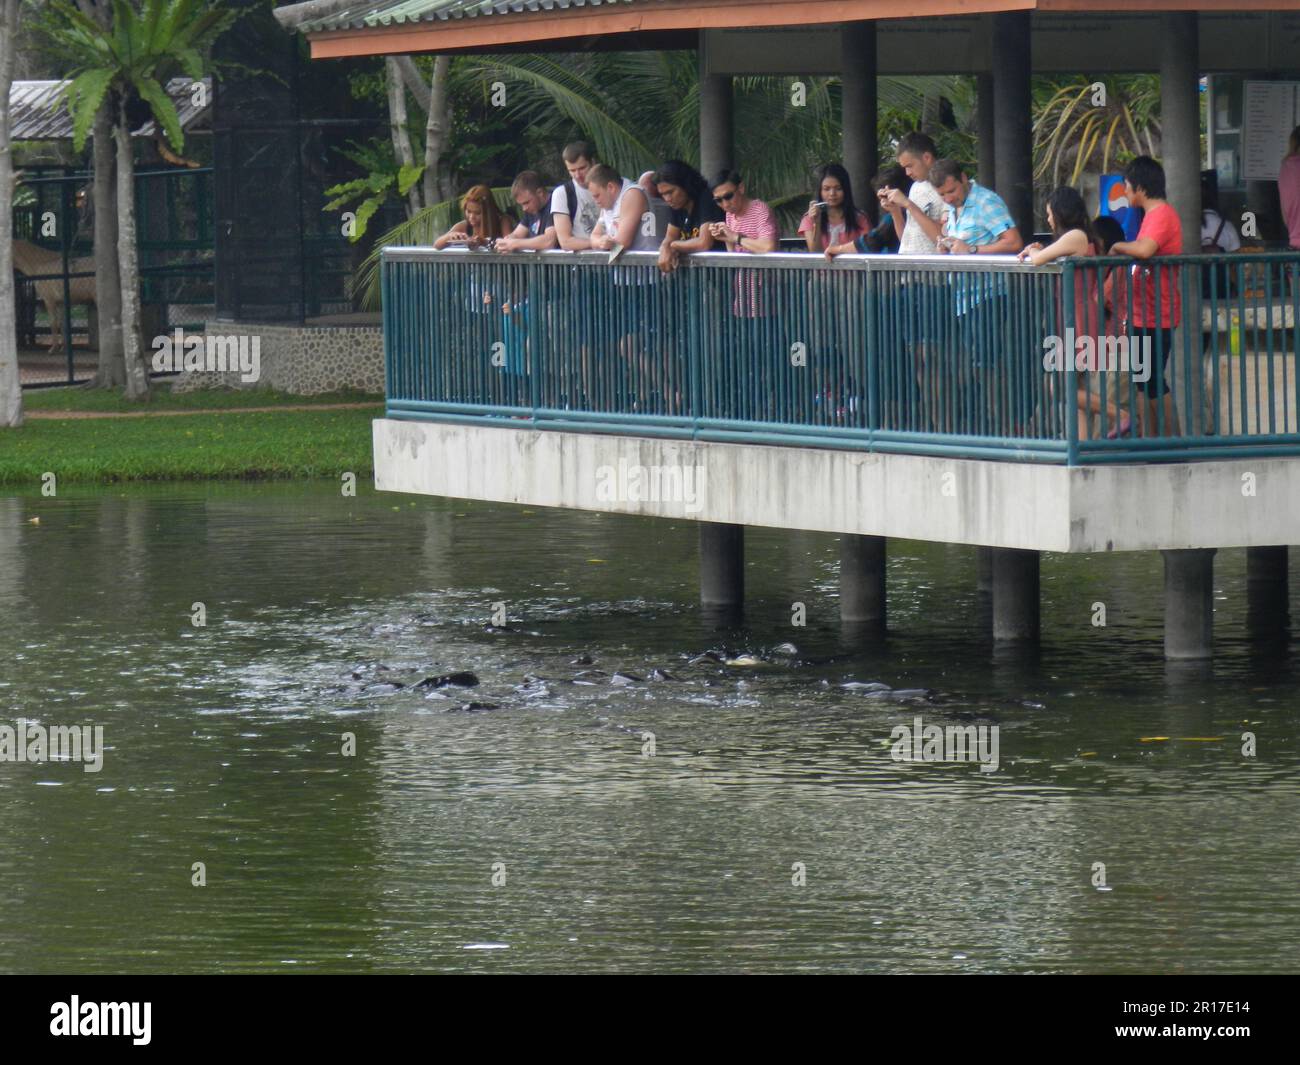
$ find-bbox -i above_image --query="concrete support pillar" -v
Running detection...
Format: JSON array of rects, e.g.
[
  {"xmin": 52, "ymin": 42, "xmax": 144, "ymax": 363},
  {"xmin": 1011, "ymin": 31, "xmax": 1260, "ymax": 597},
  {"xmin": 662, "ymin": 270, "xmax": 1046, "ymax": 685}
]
[
  {"xmin": 841, "ymin": 21, "xmax": 877, "ymax": 206},
  {"xmin": 976, "ymin": 73, "xmax": 996, "ymax": 188},
  {"xmin": 699, "ymin": 522, "xmax": 743, "ymax": 608},
  {"xmin": 976, "ymin": 546, "xmax": 994, "ymax": 596},
  {"xmin": 991, "ymin": 12, "xmax": 1034, "ymax": 239},
  {"xmin": 1162, "ymin": 548, "xmax": 1216, "ymax": 659},
  {"xmin": 1247, "ymin": 545, "xmax": 1290, "ymax": 626},
  {"xmin": 840, "ymin": 534, "xmax": 886, "ymax": 625},
  {"xmin": 1160, "ymin": 13, "xmax": 1202, "ymax": 256},
  {"xmin": 699, "ymin": 35, "xmax": 734, "ymax": 184},
  {"xmin": 1247, "ymin": 545, "xmax": 1288, "ymax": 587},
  {"xmin": 992, "ymin": 548, "xmax": 1039, "ymax": 643}
]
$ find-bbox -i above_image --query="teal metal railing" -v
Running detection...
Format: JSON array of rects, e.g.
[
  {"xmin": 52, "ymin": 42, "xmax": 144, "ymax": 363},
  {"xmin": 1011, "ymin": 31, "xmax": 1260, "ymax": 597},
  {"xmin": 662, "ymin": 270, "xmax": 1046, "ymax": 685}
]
[{"xmin": 381, "ymin": 247, "xmax": 1300, "ymax": 465}]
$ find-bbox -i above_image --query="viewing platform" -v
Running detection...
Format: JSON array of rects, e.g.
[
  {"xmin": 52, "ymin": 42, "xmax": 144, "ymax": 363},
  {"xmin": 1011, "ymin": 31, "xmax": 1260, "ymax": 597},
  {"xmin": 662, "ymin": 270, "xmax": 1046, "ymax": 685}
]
[{"xmin": 373, "ymin": 247, "xmax": 1300, "ymax": 658}]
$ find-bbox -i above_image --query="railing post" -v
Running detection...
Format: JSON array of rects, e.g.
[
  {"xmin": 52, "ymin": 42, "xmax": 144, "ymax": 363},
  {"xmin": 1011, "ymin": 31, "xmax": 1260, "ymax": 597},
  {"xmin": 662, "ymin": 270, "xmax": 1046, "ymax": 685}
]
[
  {"xmin": 1063, "ymin": 260, "xmax": 1079, "ymax": 465},
  {"xmin": 60, "ymin": 176, "xmax": 75, "ymax": 383},
  {"xmin": 864, "ymin": 260, "xmax": 880, "ymax": 440}
]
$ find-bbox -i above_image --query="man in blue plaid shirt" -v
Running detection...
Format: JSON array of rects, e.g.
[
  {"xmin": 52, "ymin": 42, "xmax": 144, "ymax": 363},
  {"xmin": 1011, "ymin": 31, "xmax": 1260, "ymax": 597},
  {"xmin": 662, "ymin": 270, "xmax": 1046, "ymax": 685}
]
[{"xmin": 930, "ymin": 159, "xmax": 1027, "ymax": 433}]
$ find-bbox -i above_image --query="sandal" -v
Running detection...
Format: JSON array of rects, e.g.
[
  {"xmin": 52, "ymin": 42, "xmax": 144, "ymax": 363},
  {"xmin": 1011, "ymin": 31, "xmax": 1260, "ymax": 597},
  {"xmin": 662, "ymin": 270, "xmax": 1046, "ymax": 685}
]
[{"xmin": 1105, "ymin": 413, "xmax": 1132, "ymax": 440}]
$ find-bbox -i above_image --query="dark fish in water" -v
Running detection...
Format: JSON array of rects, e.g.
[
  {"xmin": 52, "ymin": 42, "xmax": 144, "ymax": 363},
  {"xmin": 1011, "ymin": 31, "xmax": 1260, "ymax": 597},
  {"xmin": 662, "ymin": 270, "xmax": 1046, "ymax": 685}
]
[
  {"xmin": 771, "ymin": 642, "xmax": 799, "ymax": 656},
  {"xmin": 841, "ymin": 681, "xmax": 892, "ymax": 692},
  {"xmin": 573, "ymin": 669, "xmax": 608, "ymax": 680},
  {"xmin": 648, "ymin": 669, "xmax": 674, "ymax": 681},
  {"xmin": 887, "ymin": 689, "xmax": 934, "ymax": 700},
  {"xmin": 365, "ymin": 682, "xmax": 405, "ymax": 694},
  {"xmin": 610, "ymin": 671, "xmax": 643, "ymax": 686},
  {"xmin": 688, "ymin": 651, "xmax": 724, "ymax": 665},
  {"xmin": 457, "ymin": 701, "xmax": 499, "ymax": 712},
  {"xmin": 570, "ymin": 654, "xmax": 594, "ymax": 666},
  {"xmin": 415, "ymin": 672, "xmax": 480, "ymax": 690}
]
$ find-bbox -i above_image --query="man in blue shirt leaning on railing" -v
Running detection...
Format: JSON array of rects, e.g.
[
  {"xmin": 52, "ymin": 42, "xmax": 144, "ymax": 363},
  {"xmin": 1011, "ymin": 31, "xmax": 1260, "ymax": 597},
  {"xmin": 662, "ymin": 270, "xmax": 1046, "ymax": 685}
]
[{"xmin": 932, "ymin": 159, "xmax": 1026, "ymax": 436}]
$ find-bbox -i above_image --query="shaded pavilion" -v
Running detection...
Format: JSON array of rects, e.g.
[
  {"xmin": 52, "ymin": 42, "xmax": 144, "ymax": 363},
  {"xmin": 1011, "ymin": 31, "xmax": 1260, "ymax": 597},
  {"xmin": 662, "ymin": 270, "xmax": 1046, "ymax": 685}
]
[{"xmin": 275, "ymin": 1, "xmax": 1300, "ymax": 251}]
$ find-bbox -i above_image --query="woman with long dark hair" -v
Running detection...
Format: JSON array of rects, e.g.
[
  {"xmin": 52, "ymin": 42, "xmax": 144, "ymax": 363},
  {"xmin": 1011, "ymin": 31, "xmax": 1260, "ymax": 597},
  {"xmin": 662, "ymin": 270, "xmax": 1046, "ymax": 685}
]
[
  {"xmin": 653, "ymin": 159, "xmax": 722, "ymax": 274},
  {"xmin": 800, "ymin": 163, "xmax": 872, "ymax": 257},
  {"xmin": 1020, "ymin": 187, "xmax": 1128, "ymax": 439}
]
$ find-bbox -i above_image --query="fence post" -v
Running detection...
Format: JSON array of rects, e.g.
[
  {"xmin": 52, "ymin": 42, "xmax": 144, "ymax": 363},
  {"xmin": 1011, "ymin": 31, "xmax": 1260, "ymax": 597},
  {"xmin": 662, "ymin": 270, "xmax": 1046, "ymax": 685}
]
[
  {"xmin": 864, "ymin": 259, "xmax": 880, "ymax": 440},
  {"xmin": 1063, "ymin": 260, "xmax": 1078, "ymax": 466},
  {"xmin": 60, "ymin": 177, "xmax": 75, "ymax": 383}
]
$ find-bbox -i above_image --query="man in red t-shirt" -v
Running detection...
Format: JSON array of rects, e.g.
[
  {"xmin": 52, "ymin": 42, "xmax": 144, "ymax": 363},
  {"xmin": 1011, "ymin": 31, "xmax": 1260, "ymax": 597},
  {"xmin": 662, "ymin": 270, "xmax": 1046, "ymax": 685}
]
[{"xmin": 1112, "ymin": 155, "xmax": 1183, "ymax": 437}]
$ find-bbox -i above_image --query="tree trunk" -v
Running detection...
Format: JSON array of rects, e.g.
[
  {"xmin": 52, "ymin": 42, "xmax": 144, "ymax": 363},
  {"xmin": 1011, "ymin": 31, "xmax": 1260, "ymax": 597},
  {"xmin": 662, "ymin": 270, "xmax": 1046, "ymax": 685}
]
[
  {"xmin": 115, "ymin": 103, "xmax": 149, "ymax": 400},
  {"xmin": 76, "ymin": 0, "xmax": 122, "ymax": 388},
  {"xmin": 393, "ymin": 56, "xmax": 431, "ymax": 115},
  {"xmin": 423, "ymin": 55, "xmax": 451, "ymax": 209},
  {"xmin": 0, "ymin": 0, "xmax": 22, "ymax": 427},
  {"xmin": 385, "ymin": 57, "xmax": 420, "ymax": 216},
  {"xmin": 89, "ymin": 102, "xmax": 124, "ymax": 387}
]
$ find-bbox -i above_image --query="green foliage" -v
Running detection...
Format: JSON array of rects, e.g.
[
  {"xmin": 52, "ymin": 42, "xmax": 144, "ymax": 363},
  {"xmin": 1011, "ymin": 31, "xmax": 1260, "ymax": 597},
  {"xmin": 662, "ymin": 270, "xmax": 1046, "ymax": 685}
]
[
  {"xmin": 323, "ymin": 139, "xmax": 425, "ymax": 242},
  {"xmin": 1032, "ymin": 75, "xmax": 1162, "ymax": 186}
]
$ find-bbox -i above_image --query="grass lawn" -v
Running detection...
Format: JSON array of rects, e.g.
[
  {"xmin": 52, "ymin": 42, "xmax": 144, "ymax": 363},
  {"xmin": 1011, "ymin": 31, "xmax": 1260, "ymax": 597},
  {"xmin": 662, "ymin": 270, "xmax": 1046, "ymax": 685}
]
[
  {"xmin": 22, "ymin": 382, "xmax": 380, "ymax": 413},
  {"xmin": 2, "ymin": 386, "xmax": 383, "ymax": 485}
]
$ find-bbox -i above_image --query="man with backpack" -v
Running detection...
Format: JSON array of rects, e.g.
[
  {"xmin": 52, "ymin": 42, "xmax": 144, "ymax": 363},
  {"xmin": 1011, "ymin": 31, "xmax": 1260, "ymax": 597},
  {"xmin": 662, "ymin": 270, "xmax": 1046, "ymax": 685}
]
[
  {"xmin": 551, "ymin": 141, "xmax": 602, "ymax": 251},
  {"xmin": 1200, "ymin": 170, "xmax": 1241, "ymax": 301}
]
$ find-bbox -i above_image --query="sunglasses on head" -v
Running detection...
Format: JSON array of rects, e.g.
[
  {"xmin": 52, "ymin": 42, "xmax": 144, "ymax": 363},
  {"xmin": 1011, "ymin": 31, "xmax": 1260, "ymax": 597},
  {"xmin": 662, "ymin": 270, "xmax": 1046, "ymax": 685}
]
[{"xmin": 713, "ymin": 190, "xmax": 737, "ymax": 204}]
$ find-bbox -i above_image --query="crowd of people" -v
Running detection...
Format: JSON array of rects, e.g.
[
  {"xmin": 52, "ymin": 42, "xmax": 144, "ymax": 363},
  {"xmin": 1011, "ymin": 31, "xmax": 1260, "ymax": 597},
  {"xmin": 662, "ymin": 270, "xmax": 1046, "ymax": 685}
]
[{"xmin": 429, "ymin": 127, "xmax": 1300, "ymax": 440}]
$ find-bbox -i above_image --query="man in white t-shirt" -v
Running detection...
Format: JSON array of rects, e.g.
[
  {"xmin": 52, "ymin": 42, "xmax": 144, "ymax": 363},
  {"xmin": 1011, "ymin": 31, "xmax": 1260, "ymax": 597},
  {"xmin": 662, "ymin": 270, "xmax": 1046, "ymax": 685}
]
[
  {"xmin": 551, "ymin": 141, "xmax": 603, "ymax": 251},
  {"xmin": 879, "ymin": 132, "xmax": 948, "ymax": 430},
  {"xmin": 881, "ymin": 131, "xmax": 946, "ymax": 255}
]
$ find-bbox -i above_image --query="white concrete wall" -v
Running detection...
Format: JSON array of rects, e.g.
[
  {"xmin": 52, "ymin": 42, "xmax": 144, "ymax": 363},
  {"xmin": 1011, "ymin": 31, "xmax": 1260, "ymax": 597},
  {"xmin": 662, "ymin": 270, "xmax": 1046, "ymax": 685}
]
[{"xmin": 373, "ymin": 419, "xmax": 1300, "ymax": 553}]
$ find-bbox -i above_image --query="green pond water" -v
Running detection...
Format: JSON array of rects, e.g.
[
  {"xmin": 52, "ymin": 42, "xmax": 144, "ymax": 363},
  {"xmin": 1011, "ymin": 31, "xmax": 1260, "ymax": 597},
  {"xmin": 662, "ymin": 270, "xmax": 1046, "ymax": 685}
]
[{"xmin": 0, "ymin": 483, "xmax": 1296, "ymax": 973}]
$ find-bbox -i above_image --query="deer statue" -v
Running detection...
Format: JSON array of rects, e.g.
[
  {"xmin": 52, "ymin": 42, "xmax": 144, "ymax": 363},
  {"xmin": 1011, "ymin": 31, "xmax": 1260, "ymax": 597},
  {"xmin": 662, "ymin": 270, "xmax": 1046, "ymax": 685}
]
[{"xmin": 11, "ymin": 239, "xmax": 98, "ymax": 355}]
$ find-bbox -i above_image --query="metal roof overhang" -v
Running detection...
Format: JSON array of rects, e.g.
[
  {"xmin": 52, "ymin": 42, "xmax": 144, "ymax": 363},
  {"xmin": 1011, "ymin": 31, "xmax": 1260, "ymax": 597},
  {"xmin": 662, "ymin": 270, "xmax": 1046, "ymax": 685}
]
[{"xmin": 278, "ymin": 0, "xmax": 1300, "ymax": 59}]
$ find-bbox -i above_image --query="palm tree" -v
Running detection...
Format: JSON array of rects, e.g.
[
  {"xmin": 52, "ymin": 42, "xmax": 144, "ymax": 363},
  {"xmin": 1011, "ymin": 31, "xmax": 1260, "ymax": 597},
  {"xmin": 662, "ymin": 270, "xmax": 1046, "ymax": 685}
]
[
  {"xmin": 43, "ymin": 0, "xmax": 235, "ymax": 399},
  {"xmin": 1033, "ymin": 75, "xmax": 1162, "ymax": 187},
  {"xmin": 1, "ymin": 0, "xmax": 22, "ymax": 427}
]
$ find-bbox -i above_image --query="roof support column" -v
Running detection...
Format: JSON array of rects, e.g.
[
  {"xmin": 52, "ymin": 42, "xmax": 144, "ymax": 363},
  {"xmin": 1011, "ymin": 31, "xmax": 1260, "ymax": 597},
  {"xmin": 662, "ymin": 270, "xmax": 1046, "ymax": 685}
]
[
  {"xmin": 699, "ymin": 34, "xmax": 733, "ymax": 181},
  {"xmin": 1160, "ymin": 12, "xmax": 1202, "ymax": 254},
  {"xmin": 976, "ymin": 73, "xmax": 996, "ymax": 188},
  {"xmin": 841, "ymin": 21, "xmax": 877, "ymax": 206},
  {"xmin": 991, "ymin": 12, "xmax": 1033, "ymax": 239},
  {"xmin": 1160, "ymin": 12, "xmax": 1200, "ymax": 434}
]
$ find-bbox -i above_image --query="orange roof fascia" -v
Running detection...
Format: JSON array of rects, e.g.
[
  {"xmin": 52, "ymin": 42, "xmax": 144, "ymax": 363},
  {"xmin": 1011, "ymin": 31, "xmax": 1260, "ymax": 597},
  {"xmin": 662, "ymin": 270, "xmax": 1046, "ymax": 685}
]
[
  {"xmin": 308, "ymin": 0, "xmax": 1033, "ymax": 59},
  {"xmin": 307, "ymin": 0, "xmax": 1300, "ymax": 59},
  {"xmin": 1042, "ymin": 0, "xmax": 1300, "ymax": 8}
]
